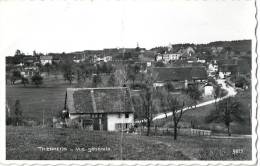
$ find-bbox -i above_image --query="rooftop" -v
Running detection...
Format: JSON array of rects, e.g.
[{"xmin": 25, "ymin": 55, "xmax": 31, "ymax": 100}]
[
  {"xmin": 153, "ymin": 66, "xmax": 207, "ymax": 82},
  {"xmin": 66, "ymin": 87, "xmax": 134, "ymax": 114}
]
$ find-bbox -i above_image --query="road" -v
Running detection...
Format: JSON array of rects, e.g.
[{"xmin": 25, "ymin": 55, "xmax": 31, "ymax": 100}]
[{"xmin": 136, "ymin": 78, "xmax": 237, "ymax": 123}]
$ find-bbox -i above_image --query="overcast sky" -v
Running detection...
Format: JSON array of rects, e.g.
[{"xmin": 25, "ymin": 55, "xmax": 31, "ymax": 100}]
[{"xmin": 0, "ymin": 0, "xmax": 255, "ymax": 56}]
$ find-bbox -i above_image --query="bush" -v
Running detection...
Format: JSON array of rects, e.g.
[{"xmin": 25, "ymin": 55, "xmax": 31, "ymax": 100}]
[
  {"xmin": 130, "ymin": 83, "xmax": 147, "ymax": 90},
  {"xmin": 31, "ymin": 73, "xmax": 43, "ymax": 86}
]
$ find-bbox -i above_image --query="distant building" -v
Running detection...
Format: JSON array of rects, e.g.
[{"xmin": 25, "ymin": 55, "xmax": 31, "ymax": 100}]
[
  {"xmin": 204, "ymin": 83, "xmax": 214, "ymax": 96},
  {"xmin": 64, "ymin": 87, "xmax": 134, "ymax": 131},
  {"xmin": 21, "ymin": 66, "xmax": 39, "ymax": 78},
  {"xmin": 153, "ymin": 66, "xmax": 208, "ymax": 89},
  {"xmin": 40, "ymin": 55, "xmax": 53, "ymax": 65},
  {"xmin": 155, "ymin": 54, "xmax": 163, "ymax": 62},
  {"xmin": 73, "ymin": 53, "xmax": 86, "ymax": 63},
  {"xmin": 94, "ymin": 55, "xmax": 112, "ymax": 63},
  {"xmin": 218, "ymin": 64, "xmax": 238, "ymax": 79},
  {"xmin": 23, "ymin": 56, "xmax": 38, "ymax": 66}
]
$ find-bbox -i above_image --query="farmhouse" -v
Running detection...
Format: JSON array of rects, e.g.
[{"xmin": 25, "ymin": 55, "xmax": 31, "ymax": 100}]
[
  {"xmin": 153, "ymin": 66, "xmax": 207, "ymax": 89},
  {"xmin": 40, "ymin": 55, "xmax": 53, "ymax": 65},
  {"xmin": 64, "ymin": 87, "xmax": 134, "ymax": 131},
  {"xmin": 23, "ymin": 56, "xmax": 38, "ymax": 66}
]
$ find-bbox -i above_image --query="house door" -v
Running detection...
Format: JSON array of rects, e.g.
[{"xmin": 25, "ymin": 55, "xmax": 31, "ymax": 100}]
[{"xmin": 93, "ymin": 118, "xmax": 103, "ymax": 130}]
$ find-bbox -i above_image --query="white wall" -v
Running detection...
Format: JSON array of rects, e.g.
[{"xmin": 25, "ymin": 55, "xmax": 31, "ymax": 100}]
[
  {"xmin": 107, "ymin": 113, "xmax": 134, "ymax": 131},
  {"xmin": 204, "ymin": 86, "xmax": 214, "ymax": 96},
  {"xmin": 41, "ymin": 60, "xmax": 52, "ymax": 65}
]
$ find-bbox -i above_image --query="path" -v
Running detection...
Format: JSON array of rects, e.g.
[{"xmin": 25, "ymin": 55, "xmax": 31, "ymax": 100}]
[{"xmin": 136, "ymin": 78, "xmax": 237, "ymax": 123}]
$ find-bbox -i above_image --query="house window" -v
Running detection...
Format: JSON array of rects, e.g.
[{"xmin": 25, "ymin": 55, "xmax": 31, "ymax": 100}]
[
  {"xmin": 115, "ymin": 123, "xmax": 130, "ymax": 130},
  {"xmin": 125, "ymin": 113, "xmax": 129, "ymax": 118}
]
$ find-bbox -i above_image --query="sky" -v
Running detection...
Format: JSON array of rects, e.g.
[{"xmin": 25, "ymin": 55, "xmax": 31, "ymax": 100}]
[{"xmin": 0, "ymin": 0, "xmax": 256, "ymax": 56}]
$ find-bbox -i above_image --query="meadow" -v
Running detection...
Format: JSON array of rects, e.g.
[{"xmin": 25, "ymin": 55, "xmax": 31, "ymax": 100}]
[{"xmin": 6, "ymin": 126, "xmax": 251, "ymax": 160}]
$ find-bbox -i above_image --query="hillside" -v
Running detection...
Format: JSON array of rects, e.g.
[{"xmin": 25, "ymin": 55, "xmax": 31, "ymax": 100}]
[{"xmin": 6, "ymin": 126, "xmax": 251, "ymax": 160}]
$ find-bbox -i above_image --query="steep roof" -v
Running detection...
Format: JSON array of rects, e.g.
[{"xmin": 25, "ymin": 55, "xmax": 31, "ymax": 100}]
[
  {"xmin": 66, "ymin": 87, "xmax": 134, "ymax": 114},
  {"xmin": 153, "ymin": 66, "xmax": 207, "ymax": 82}
]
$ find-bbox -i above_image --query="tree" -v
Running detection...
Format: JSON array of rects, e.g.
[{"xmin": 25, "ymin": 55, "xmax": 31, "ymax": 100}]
[
  {"xmin": 13, "ymin": 49, "xmax": 25, "ymax": 64},
  {"xmin": 62, "ymin": 62, "xmax": 75, "ymax": 85},
  {"xmin": 164, "ymin": 81, "xmax": 175, "ymax": 93},
  {"xmin": 185, "ymin": 84, "xmax": 202, "ymax": 109},
  {"xmin": 108, "ymin": 73, "xmax": 116, "ymax": 87},
  {"xmin": 140, "ymin": 69, "xmax": 158, "ymax": 136},
  {"xmin": 127, "ymin": 64, "xmax": 140, "ymax": 85},
  {"xmin": 31, "ymin": 73, "xmax": 43, "ymax": 87},
  {"xmin": 114, "ymin": 65, "xmax": 128, "ymax": 87},
  {"xmin": 166, "ymin": 95, "xmax": 185, "ymax": 140},
  {"xmin": 10, "ymin": 70, "xmax": 21, "ymax": 85},
  {"xmin": 158, "ymin": 88, "xmax": 168, "ymax": 118},
  {"xmin": 44, "ymin": 63, "xmax": 52, "ymax": 76},
  {"xmin": 206, "ymin": 97, "xmax": 243, "ymax": 136},
  {"xmin": 21, "ymin": 76, "xmax": 29, "ymax": 87},
  {"xmin": 140, "ymin": 86, "xmax": 153, "ymax": 136},
  {"xmin": 213, "ymin": 84, "xmax": 222, "ymax": 111},
  {"xmin": 92, "ymin": 74, "xmax": 102, "ymax": 87},
  {"xmin": 14, "ymin": 100, "xmax": 23, "ymax": 126}
]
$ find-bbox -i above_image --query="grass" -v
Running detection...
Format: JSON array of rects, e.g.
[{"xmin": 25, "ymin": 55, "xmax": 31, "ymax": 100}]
[
  {"xmin": 6, "ymin": 74, "xmax": 75, "ymax": 124},
  {"xmin": 6, "ymin": 126, "xmax": 251, "ymax": 160},
  {"xmin": 157, "ymin": 89, "xmax": 252, "ymax": 135},
  {"xmin": 6, "ymin": 73, "xmax": 111, "ymax": 124}
]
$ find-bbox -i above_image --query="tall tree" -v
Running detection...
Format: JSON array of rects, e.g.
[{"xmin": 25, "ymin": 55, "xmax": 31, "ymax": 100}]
[
  {"xmin": 206, "ymin": 97, "xmax": 243, "ymax": 136},
  {"xmin": 114, "ymin": 65, "xmax": 128, "ymax": 87},
  {"xmin": 185, "ymin": 84, "xmax": 202, "ymax": 109},
  {"xmin": 108, "ymin": 73, "xmax": 116, "ymax": 87},
  {"xmin": 166, "ymin": 95, "xmax": 185, "ymax": 140},
  {"xmin": 10, "ymin": 70, "xmax": 21, "ymax": 85},
  {"xmin": 127, "ymin": 64, "xmax": 140, "ymax": 85},
  {"xmin": 140, "ymin": 69, "xmax": 158, "ymax": 136},
  {"xmin": 62, "ymin": 62, "xmax": 75, "ymax": 85},
  {"xmin": 92, "ymin": 74, "xmax": 102, "ymax": 87}
]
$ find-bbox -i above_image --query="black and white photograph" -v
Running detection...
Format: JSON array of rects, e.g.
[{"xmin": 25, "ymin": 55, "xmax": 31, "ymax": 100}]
[{"xmin": 0, "ymin": 0, "xmax": 258, "ymax": 165}]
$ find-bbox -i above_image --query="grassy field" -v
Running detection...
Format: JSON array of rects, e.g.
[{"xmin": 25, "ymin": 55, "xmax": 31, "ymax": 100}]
[
  {"xmin": 6, "ymin": 126, "xmax": 251, "ymax": 160},
  {"xmin": 6, "ymin": 74, "xmax": 74, "ymax": 124}
]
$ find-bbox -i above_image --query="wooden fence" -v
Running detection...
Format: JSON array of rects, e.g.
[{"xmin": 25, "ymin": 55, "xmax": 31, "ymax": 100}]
[{"xmin": 137, "ymin": 127, "xmax": 212, "ymax": 136}]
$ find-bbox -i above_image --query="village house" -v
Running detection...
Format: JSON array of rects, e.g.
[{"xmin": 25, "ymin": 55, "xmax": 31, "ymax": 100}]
[
  {"xmin": 203, "ymin": 83, "xmax": 214, "ymax": 97},
  {"xmin": 51, "ymin": 54, "xmax": 62, "ymax": 64},
  {"xmin": 218, "ymin": 64, "xmax": 238, "ymax": 79},
  {"xmin": 22, "ymin": 56, "xmax": 38, "ymax": 66},
  {"xmin": 20, "ymin": 66, "xmax": 39, "ymax": 78},
  {"xmin": 73, "ymin": 53, "xmax": 86, "ymax": 63},
  {"xmin": 153, "ymin": 66, "xmax": 208, "ymax": 89},
  {"xmin": 94, "ymin": 55, "xmax": 112, "ymax": 63},
  {"xmin": 64, "ymin": 87, "xmax": 135, "ymax": 131},
  {"xmin": 40, "ymin": 55, "xmax": 53, "ymax": 65}
]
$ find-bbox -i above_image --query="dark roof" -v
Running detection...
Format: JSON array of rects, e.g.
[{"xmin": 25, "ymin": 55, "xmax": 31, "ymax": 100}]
[
  {"xmin": 219, "ymin": 64, "xmax": 238, "ymax": 73},
  {"xmin": 153, "ymin": 66, "xmax": 207, "ymax": 82},
  {"xmin": 66, "ymin": 87, "xmax": 134, "ymax": 114},
  {"xmin": 23, "ymin": 56, "xmax": 38, "ymax": 62}
]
